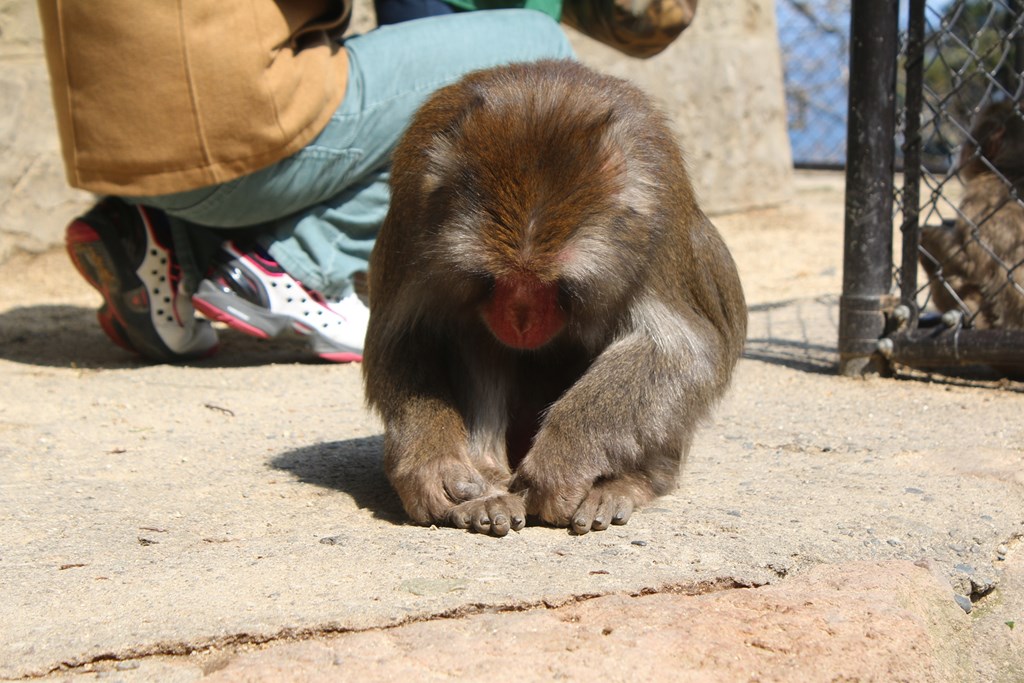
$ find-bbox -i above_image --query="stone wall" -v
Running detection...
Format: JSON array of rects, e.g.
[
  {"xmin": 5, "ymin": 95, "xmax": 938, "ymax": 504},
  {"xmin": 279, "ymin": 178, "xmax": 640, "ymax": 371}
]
[
  {"xmin": 0, "ymin": 0, "xmax": 791, "ymax": 264},
  {"xmin": 0, "ymin": 0, "xmax": 93, "ymax": 264},
  {"xmin": 564, "ymin": 0, "xmax": 794, "ymax": 215}
]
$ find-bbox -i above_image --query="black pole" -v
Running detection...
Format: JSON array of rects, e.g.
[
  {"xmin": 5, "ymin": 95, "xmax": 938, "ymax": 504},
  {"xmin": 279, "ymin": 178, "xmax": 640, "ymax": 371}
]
[
  {"xmin": 839, "ymin": 0, "xmax": 900, "ymax": 376},
  {"xmin": 888, "ymin": 328, "xmax": 1024, "ymax": 371}
]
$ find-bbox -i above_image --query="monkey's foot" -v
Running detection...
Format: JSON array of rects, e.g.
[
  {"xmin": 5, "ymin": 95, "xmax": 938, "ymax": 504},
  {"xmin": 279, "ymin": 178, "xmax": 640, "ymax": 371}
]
[{"xmin": 448, "ymin": 494, "xmax": 526, "ymax": 537}]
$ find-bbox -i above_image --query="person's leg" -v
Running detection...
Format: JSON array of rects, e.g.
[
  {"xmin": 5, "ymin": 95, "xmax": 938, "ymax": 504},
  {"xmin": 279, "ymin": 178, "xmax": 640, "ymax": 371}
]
[
  {"xmin": 261, "ymin": 8, "xmax": 575, "ymax": 297},
  {"xmin": 143, "ymin": 9, "xmax": 573, "ymax": 296},
  {"xmin": 125, "ymin": 9, "xmax": 570, "ymax": 360}
]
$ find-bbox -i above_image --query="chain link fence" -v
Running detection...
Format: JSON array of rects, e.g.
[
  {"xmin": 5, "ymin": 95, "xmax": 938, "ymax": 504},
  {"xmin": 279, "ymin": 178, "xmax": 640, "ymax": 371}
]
[
  {"xmin": 776, "ymin": 0, "xmax": 851, "ymax": 168},
  {"xmin": 839, "ymin": 0, "xmax": 1024, "ymax": 377},
  {"xmin": 898, "ymin": 0, "xmax": 1023, "ymax": 345}
]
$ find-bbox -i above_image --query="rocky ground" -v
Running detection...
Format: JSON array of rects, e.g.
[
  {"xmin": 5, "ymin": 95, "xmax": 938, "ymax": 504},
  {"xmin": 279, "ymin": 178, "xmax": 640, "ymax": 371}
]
[{"xmin": 0, "ymin": 171, "xmax": 1021, "ymax": 682}]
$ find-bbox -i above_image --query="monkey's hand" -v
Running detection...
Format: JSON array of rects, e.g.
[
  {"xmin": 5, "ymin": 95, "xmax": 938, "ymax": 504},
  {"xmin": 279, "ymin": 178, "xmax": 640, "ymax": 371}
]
[
  {"xmin": 509, "ymin": 316, "xmax": 716, "ymax": 533},
  {"xmin": 565, "ymin": 478, "xmax": 642, "ymax": 534},
  {"xmin": 448, "ymin": 492, "xmax": 527, "ymax": 537},
  {"xmin": 511, "ymin": 459, "xmax": 643, "ymax": 534},
  {"xmin": 387, "ymin": 455, "xmax": 494, "ymax": 526},
  {"xmin": 509, "ymin": 452, "xmax": 590, "ymax": 529}
]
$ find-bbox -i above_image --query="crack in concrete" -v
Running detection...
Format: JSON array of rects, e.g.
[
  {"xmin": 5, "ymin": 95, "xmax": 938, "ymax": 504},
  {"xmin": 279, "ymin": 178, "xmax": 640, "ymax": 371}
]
[{"xmin": 21, "ymin": 575, "xmax": 761, "ymax": 679}]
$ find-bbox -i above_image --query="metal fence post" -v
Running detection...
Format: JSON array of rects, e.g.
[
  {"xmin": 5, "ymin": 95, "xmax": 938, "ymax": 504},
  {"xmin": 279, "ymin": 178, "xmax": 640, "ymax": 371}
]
[{"xmin": 838, "ymin": 0, "xmax": 900, "ymax": 376}]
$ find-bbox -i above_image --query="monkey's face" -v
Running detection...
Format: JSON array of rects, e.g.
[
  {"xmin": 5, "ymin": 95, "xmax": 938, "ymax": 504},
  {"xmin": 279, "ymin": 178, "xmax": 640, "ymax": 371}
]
[
  {"xmin": 959, "ymin": 100, "xmax": 1024, "ymax": 181},
  {"xmin": 418, "ymin": 85, "xmax": 657, "ymax": 352}
]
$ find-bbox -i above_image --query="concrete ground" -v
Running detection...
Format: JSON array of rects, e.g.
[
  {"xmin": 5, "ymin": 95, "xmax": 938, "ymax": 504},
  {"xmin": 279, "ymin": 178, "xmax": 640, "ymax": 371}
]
[{"xmin": 0, "ymin": 171, "xmax": 1021, "ymax": 682}]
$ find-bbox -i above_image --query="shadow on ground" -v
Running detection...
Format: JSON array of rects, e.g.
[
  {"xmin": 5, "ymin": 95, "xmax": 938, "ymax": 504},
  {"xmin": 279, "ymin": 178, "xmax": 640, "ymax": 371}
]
[
  {"xmin": 742, "ymin": 338, "xmax": 837, "ymax": 375},
  {"xmin": 733, "ymin": 296, "xmax": 1022, "ymax": 391},
  {"xmin": 0, "ymin": 304, "xmax": 342, "ymax": 369},
  {"xmin": 4, "ymin": 298, "xmax": 845, "ymax": 374},
  {"xmin": 742, "ymin": 297, "xmax": 839, "ymax": 374},
  {"xmin": 269, "ymin": 436, "xmax": 406, "ymax": 524},
  {"xmin": 4, "ymin": 300, "xmax": 1018, "ymax": 392}
]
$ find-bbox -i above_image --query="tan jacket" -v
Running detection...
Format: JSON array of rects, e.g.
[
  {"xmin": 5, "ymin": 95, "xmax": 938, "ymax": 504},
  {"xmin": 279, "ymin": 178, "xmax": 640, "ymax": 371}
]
[{"xmin": 38, "ymin": 0, "xmax": 352, "ymax": 196}]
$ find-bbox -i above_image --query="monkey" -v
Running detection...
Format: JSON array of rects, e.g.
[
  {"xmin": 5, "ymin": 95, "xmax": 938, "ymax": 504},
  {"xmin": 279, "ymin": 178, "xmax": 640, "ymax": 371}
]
[
  {"xmin": 362, "ymin": 59, "xmax": 747, "ymax": 537},
  {"xmin": 919, "ymin": 99, "xmax": 1024, "ymax": 330}
]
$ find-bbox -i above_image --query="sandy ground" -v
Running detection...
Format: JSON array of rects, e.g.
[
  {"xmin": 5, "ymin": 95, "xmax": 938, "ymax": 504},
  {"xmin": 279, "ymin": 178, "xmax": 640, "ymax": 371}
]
[{"xmin": 0, "ymin": 171, "xmax": 1022, "ymax": 681}]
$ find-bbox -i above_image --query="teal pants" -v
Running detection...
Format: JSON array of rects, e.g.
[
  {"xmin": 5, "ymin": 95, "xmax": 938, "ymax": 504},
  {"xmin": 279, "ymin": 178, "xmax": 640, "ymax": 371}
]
[{"xmin": 135, "ymin": 9, "xmax": 574, "ymax": 298}]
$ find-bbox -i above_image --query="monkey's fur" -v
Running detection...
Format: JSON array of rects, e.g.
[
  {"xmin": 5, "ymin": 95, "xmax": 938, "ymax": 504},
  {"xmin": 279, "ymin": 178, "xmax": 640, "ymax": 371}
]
[
  {"xmin": 920, "ymin": 99, "xmax": 1024, "ymax": 329},
  {"xmin": 363, "ymin": 60, "xmax": 747, "ymax": 536}
]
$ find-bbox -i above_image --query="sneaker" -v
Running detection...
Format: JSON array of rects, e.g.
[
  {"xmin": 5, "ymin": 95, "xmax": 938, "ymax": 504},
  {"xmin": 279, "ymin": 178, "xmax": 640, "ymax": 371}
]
[
  {"xmin": 192, "ymin": 241, "xmax": 367, "ymax": 363},
  {"xmin": 65, "ymin": 198, "xmax": 219, "ymax": 362}
]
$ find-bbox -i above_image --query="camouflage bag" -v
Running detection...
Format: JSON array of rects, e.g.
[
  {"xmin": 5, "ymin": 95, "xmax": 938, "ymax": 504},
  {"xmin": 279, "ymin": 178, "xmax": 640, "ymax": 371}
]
[{"xmin": 561, "ymin": 0, "xmax": 697, "ymax": 58}]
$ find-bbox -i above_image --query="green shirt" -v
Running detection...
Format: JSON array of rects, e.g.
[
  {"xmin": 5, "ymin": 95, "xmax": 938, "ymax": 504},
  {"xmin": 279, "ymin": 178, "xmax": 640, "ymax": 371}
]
[{"xmin": 443, "ymin": 1, "xmax": 562, "ymax": 21}]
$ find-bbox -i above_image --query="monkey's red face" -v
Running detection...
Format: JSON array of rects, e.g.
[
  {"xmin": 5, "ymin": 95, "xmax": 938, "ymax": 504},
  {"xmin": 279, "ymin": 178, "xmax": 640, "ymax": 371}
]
[
  {"xmin": 481, "ymin": 274, "xmax": 565, "ymax": 350},
  {"xmin": 418, "ymin": 74, "xmax": 659, "ymax": 353}
]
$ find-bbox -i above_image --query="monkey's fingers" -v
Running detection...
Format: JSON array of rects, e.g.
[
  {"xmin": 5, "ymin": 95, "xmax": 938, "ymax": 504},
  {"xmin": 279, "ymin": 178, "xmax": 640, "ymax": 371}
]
[
  {"xmin": 609, "ymin": 498, "xmax": 635, "ymax": 526},
  {"xmin": 571, "ymin": 488, "xmax": 636, "ymax": 535},
  {"xmin": 448, "ymin": 494, "xmax": 526, "ymax": 537}
]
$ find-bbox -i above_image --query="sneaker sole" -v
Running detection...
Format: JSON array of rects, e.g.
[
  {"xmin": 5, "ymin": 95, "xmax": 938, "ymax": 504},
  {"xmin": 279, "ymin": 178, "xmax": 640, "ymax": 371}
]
[
  {"xmin": 97, "ymin": 303, "xmax": 136, "ymax": 352},
  {"xmin": 193, "ymin": 280, "xmax": 362, "ymax": 363},
  {"xmin": 66, "ymin": 214, "xmax": 218, "ymax": 362}
]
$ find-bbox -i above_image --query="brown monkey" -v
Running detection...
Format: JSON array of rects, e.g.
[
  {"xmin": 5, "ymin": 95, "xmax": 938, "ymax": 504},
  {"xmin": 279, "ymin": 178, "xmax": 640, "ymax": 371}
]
[
  {"xmin": 920, "ymin": 99, "xmax": 1024, "ymax": 329},
  {"xmin": 363, "ymin": 59, "xmax": 747, "ymax": 536}
]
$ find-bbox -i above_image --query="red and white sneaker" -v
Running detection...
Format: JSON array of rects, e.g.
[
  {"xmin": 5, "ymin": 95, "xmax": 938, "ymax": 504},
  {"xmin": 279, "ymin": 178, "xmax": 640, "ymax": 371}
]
[
  {"xmin": 192, "ymin": 241, "xmax": 367, "ymax": 363},
  {"xmin": 65, "ymin": 198, "xmax": 219, "ymax": 362}
]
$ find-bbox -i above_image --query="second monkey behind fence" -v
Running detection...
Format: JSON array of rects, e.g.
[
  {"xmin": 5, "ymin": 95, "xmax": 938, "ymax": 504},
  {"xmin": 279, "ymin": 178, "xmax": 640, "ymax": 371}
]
[
  {"xmin": 363, "ymin": 59, "xmax": 747, "ymax": 536},
  {"xmin": 920, "ymin": 99, "xmax": 1024, "ymax": 330}
]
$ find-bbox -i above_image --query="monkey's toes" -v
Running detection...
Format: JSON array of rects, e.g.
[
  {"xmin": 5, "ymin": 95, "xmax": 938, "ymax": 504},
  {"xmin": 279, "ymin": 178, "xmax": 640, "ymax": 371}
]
[
  {"xmin": 448, "ymin": 494, "xmax": 526, "ymax": 537},
  {"xmin": 571, "ymin": 491, "xmax": 635, "ymax": 535}
]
